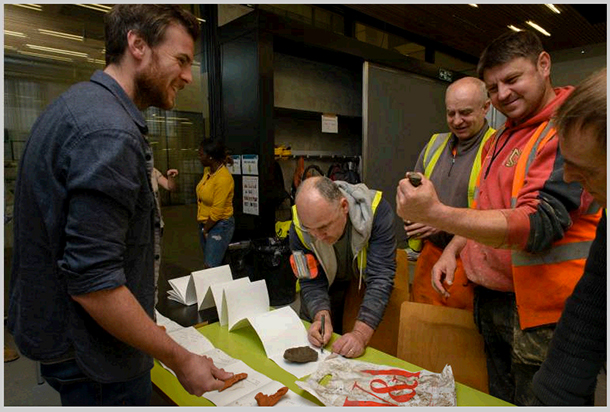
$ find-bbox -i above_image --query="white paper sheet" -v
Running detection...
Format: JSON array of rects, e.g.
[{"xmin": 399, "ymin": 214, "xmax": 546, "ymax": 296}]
[
  {"xmin": 225, "ymin": 380, "xmax": 318, "ymax": 407},
  {"xmin": 248, "ymin": 305, "xmax": 331, "ymax": 378},
  {"xmin": 167, "ymin": 275, "xmax": 196, "ymax": 305},
  {"xmin": 167, "ymin": 327, "xmax": 215, "ymax": 356},
  {"xmin": 202, "ymin": 360, "xmax": 271, "ymax": 406},
  {"xmin": 155, "ymin": 310, "xmax": 183, "ymax": 333},
  {"xmin": 225, "ymin": 279, "xmax": 269, "ymax": 331},
  {"xmin": 210, "ymin": 277, "xmax": 251, "ymax": 326},
  {"xmin": 191, "ymin": 265, "xmax": 233, "ymax": 310}
]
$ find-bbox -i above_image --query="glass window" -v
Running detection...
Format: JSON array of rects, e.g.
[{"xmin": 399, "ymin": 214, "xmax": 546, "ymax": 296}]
[{"xmin": 4, "ymin": 4, "xmax": 208, "ymax": 209}]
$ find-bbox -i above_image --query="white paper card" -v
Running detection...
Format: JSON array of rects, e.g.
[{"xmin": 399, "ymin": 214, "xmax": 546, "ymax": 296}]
[
  {"xmin": 191, "ymin": 265, "xmax": 233, "ymax": 311},
  {"xmin": 321, "ymin": 113, "xmax": 338, "ymax": 133},
  {"xmin": 225, "ymin": 380, "xmax": 318, "ymax": 407},
  {"xmin": 155, "ymin": 310, "xmax": 183, "ymax": 333},
  {"xmin": 202, "ymin": 360, "xmax": 271, "ymax": 406},
  {"xmin": 226, "ymin": 155, "xmax": 241, "ymax": 175},
  {"xmin": 225, "ymin": 279, "xmax": 269, "ymax": 331},
  {"xmin": 167, "ymin": 275, "xmax": 196, "ymax": 306},
  {"xmin": 241, "ymin": 154, "xmax": 258, "ymax": 175},
  {"xmin": 210, "ymin": 277, "xmax": 251, "ymax": 326}
]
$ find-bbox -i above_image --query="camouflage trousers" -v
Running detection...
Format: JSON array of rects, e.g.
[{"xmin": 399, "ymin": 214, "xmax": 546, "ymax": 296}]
[{"xmin": 473, "ymin": 287, "xmax": 555, "ymax": 406}]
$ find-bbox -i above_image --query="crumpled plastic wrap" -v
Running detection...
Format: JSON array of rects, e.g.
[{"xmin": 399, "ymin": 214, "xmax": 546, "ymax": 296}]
[{"xmin": 295, "ymin": 354, "xmax": 456, "ymax": 406}]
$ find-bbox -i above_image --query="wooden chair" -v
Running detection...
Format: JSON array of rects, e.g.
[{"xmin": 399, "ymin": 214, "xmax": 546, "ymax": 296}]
[
  {"xmin": 343, "ymin": 249, "xmax": 411, "ymax": 356},
  {"xmin": 396, "ymin": 301, "xmax": 489, "ymax": 393}
]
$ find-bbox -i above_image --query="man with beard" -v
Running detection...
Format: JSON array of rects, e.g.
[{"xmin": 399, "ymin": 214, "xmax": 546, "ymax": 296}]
[{"xmin": 7, "ymin": 5, "xmax": 232, "ymax": 406}]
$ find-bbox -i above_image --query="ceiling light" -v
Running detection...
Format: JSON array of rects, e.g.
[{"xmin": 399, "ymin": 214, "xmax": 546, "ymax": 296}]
[
  {"xmin": 4, "ymin": 30, "xmax": 27, "ymax": 38},
  {"xmin": 468, "ymin": 4, "xmax": 478, "ymax": 8},
  {"xmin": 507, "ymin": 25, "xmax": 523, "ymax": 32},
  {"xmin": 526, "ymin": 20, "xmax": 551, "ymax": 37},
  {"xmin": 18, "ymin": 50, "xmax": 73, "ymax": 62},
  {"xmin": 26, "ymin": 44, "xmax": 89, "ymax": 58},
  {"xmin": 38, "ymin": 29, "xmax": 84, "ymax": 42},
  {"xmin": 76, "ymin": 4, "xmax": 112, "ymax": 13},
  {"xmin": 545, "ymin": 4, "xmax": 561, "ymax": 14},
  {"xmin": 13, "ymin": 4, "xmax": 42, "ymax": 12}
]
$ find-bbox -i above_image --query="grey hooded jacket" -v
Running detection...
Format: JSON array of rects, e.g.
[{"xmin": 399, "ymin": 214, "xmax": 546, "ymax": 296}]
[{"xmin": 289, "ymin": 181, "xmax": 397, "ymax": 329}]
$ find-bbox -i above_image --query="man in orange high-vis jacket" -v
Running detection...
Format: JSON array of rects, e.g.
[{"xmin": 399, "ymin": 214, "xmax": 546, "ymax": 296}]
[
  {"xmin": 407, "ymin": 76, "xmax": 494, "ymax": 310},
  {"xmin": 532, "ymin": 69, "xmax": 607, "ymax": 406},
  {"xmin": 396, "ymin": 31, "xmax": 601, "ymax": 406}
]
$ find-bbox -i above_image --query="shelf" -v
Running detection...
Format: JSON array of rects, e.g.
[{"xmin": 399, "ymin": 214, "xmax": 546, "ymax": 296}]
[{"xmin": 275, "ymin": 152, "xmax": 360, "ymax": 161}]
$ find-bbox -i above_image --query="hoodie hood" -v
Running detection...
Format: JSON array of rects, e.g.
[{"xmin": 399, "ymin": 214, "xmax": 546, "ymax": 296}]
[{"xmin": 335, "ymin": 181, "xmax": 377, "ymax": 255}]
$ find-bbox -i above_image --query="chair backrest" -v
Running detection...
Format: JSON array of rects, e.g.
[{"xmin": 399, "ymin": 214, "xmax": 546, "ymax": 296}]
[
  {"xmin": 343, "ymin": 249, "xmax": 410, "ymax": 356},
  {"xmin": 396, "ymin": 301, "xmax": 489, "ymax": 393}
]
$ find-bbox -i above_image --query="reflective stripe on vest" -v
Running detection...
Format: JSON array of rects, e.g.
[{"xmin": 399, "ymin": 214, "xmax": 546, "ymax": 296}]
[
  {"xmin": 472, "ymin": 126, "xmax": 506, "ymax": 209},
  {"xmin": 423, "ymin": 128, "xmax": 495, "ymax": 208},
  {"xmin": 511, "ymin": 121, "xmax": 600, "ymax": 265}
]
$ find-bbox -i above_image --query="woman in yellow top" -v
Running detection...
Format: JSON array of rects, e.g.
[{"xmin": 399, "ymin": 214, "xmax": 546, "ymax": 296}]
[{"xmin": 196, "ymin": 139, "xmax": 235, "ymax": 268}]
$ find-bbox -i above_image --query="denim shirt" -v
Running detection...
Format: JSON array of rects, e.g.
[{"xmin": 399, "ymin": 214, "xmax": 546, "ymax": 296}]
[{"xmin": 8, "ymin": 70, "xmax": 156, "ymax": 383}]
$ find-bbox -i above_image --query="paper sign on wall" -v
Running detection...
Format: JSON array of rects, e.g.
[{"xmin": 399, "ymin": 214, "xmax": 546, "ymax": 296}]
[
  {"xmin": 241, "ymin": 154, "xmax": 259, "ymax": 175},
  {"xmin": 227, "ymin": 155, "xmax": 241, "ymax": 175},
  {"xmin": 321, "ymin": 113, "xmax": 338, "ymax": 133},
  {"xmin": 242, "ymin": 175, "xmax": 259, "ymax": 216}
]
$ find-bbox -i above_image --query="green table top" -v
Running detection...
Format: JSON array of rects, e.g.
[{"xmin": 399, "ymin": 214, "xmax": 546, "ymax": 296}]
[{"xmin": 151, "ymin": 321, "xmax": 513, "ymax": 406}]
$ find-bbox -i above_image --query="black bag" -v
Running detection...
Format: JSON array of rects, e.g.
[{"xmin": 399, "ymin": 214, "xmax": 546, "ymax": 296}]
[
  {"xmin": 250, "ymin": 237, "xmax": 296, "ymax": 307},
  {"xmin": 327, "ymin": 161, "xmax": 360, "ymax": 184}
]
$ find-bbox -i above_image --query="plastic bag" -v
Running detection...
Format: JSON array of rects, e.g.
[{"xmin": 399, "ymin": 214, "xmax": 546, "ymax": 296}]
[{"xmin": 296, "ymin": 354, "xmax": 456, "ymax": 406}]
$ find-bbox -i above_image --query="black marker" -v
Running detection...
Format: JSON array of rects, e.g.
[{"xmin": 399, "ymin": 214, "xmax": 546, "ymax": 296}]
[{"xmin": 320, "ymin": 314, "xmax": 325, "ymax": 353}]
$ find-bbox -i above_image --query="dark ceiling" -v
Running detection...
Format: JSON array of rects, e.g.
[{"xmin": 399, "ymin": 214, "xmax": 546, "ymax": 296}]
[{"xmin": 343, "ymin": 4, "xmax": 607, "ymax": 62}]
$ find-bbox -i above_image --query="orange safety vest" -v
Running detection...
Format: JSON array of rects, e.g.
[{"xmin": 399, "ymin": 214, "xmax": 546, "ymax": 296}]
[{"xmin": 475, "ymin": 121, "xmax": 601, "ymax": 330}]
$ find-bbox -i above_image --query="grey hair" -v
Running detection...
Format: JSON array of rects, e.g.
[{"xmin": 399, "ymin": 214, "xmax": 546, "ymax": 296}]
[{"xmin": 296, "ymin": 176, "xmax": 343, "ymax": 205}]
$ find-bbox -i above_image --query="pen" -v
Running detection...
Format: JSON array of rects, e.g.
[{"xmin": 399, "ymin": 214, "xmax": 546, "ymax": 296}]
[{"xmin": 320, "ymin": 314, "xmax": 325, "ymax": 353}]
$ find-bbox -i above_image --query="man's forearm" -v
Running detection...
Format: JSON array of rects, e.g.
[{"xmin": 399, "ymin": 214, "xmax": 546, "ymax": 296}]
[
  {"xmin": 72, "ymin": 285, "xmax": 189, "ymax": 371},
  {"xmin": 427, "ymin": 202, "xmax": 509, "ymax": 248}
]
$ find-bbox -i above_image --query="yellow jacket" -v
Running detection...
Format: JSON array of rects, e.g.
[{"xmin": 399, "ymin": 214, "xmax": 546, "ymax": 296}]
[{"xmin": 196, "ymin": 165, "xmax": 234, "ymax": 222}]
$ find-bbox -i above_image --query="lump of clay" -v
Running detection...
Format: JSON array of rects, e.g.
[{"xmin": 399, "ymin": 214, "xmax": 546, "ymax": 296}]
[
  {"xmin": 219, "ymin": 372, "xmax": 248, "ymax": 392},
  {"xmin": 255, "ymin": 386, "xmax": 289, "ymax": 406},
  {"xmin": 283, "ymin": 346, "xmax": 318, "ymax": 363}
]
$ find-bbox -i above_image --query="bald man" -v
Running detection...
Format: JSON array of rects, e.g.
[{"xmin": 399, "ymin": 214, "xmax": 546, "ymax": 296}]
[
  {"xmin": 406, "ymin": 76, "xmax": 494, "ymax": 310},
  {"xmin": 289, "ymin": 176, "xmax": 396, "ymax": 358}
]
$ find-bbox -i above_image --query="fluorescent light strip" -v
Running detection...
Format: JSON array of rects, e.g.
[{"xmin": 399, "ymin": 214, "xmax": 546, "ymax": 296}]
[
  {"xmin": 26, "ymin": 44, "xmax": 89, "ymax": 57},
  {"xmin": 468, "ymin": 4, "xmax": 478, "ymax": 8},
  {"xmin": 508, "ymin": 25, "xmax": 523, "ymax": 32},
  {"xmin": 13, "ymin": 4, "xmax": 42, "ymax": 11},
  {"xmin": 86, "ymin": 57, "xmax": 106, "ymax": 65},
  {"xmin": 197, "ymin": 17, "xmax": 206, "ymax": 23},
  {"xmin": 18, "ymin": 50, "xmax": 73, "ymax": 62},
  {"xmin": 38, "ymin": 29, "xmax": 83, "ymax": 42},
  {"xmin": 77, "ymin": 4, "xmax": 112, "ymax": 13},
  {"xmin": 526, "ymin": 20, "xmax": 551, "ymax": 37},
  {"xmin": 545, "ymin": 4, "xmax": 561, "ymax": 14},
  {"xmin": 4, "ymin": 30, "xmax": 27, "ymax": 38}
]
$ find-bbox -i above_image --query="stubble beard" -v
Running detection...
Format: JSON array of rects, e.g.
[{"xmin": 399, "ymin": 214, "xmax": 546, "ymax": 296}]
[{"xmin": 134, "ymin": 52, "xmax": 173, "ymax": 110}]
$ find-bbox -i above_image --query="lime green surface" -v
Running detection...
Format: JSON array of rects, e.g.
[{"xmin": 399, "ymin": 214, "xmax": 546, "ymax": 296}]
[{"xmin": 151, "ymin": 322, "xmax": 513, "ymax": 406}]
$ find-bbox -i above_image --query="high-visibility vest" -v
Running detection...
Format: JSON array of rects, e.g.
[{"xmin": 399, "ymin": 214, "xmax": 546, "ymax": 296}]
[
  {"xmin": 292, "ymin": 190, "xmax": 384, "ymax": 292},
  {"xmin": 475, "ymin": 121, "xmax": 601, "ymax": 329},
  {"xmin": 408, "ymin": 127, "xmax": 495, "ymax": 252}
]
